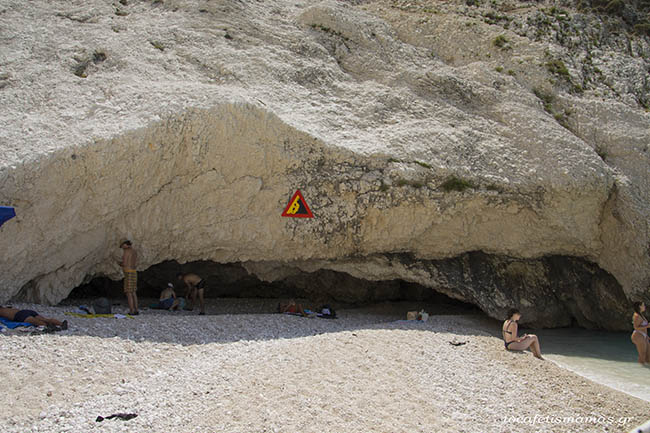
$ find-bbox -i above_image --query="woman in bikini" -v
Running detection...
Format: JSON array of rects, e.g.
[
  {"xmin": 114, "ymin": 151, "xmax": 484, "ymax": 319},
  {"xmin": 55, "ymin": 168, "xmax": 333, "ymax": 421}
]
[
  {"xmin": 502, "ymin": 309, "xmax": 543, "ymax": 359},
  {"xmin": 631, "ymin": 301, "xmax": 650, "ymax": 365},
  {"xmin": 277, "ymin": 299, "xmax": 307, "ymax": 317}
]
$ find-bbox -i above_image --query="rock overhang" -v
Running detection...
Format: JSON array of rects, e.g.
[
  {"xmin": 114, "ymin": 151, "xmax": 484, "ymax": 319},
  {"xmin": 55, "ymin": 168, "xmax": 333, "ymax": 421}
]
[
  {"xmin": 0, "ymin": 0, "xmax": 648, "ymax": 327},
  {"xmin": 0, "ymin": 104, "xmax": 621, "ymax": 317}
]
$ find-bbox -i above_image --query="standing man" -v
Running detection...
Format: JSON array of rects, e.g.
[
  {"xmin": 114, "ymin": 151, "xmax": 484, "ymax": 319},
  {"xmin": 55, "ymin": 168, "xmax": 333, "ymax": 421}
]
[
  {"xmin": 177, "ymin": 272, "xmax": 206, "ymax": 315},
  {"xmin": 118, "ymin": 240, "xmax": 139, "ymax": 315}
]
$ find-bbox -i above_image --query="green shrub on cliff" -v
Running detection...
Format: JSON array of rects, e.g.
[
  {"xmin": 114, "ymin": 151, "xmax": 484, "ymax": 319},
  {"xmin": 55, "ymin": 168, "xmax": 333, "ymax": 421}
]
[
  {"xmin": 591, "ymin": 0, "xmax": 625, "ymax": 14},
  {"xmin": 546, "ymin": 59, "xmax": 570, "ymax": 79},
  {"xmin": 634, "ymin": 22, "xmax": 650, "ymax": 36},
  {"xmin": 533, "ymin": 87, "xmax": 554, "ymax": 113},
  {"xmin": 441, "ymin": 176, "xmax": 475, "ymax": 192},
  {"xmin": 397, "ymin": 179, "xmax": 425, "ymax": 189},
  {"xmin": 493, "ymin": 34, "xmax": 509, "ymax": 48}
]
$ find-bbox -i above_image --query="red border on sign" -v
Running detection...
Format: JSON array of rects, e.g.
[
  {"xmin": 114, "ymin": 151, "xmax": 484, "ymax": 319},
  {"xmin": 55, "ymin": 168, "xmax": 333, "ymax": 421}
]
[{"xmin": 281, "ymin": 190, "xmax": 314, "ymax": 218}]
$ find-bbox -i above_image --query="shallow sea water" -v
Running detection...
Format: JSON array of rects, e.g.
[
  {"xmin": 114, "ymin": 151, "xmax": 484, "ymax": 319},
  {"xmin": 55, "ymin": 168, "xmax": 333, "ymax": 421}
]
[{"xmin": 535, "ymin": 328, "xmax": 650, "ymax": 403}]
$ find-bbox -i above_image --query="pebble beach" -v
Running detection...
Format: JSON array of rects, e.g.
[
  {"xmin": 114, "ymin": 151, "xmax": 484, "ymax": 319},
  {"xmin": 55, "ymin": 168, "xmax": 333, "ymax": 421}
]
[{"xmin": 1, "ymin": 299, "xmax": 648, "ymax": 433}]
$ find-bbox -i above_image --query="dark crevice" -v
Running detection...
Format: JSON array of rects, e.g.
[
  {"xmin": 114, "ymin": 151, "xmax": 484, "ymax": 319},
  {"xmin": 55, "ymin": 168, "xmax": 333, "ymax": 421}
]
[
  {"xmin": 63, "ymin": 260, "xmax": 480, "ymax": 314},
  {"xmin": 59, "ymin": 252, "xmax": 632, "ymax": 330}
]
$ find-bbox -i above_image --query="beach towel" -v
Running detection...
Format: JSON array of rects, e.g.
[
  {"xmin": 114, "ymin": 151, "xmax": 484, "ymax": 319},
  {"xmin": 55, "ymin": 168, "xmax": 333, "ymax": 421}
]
[
  {"xmin": 283, "ymin": 312, "xmax": 305, "ymax": 317},
  {"xmin": 0, "ymin": 206, "xmax": 16, "ymax": 228},
  {"xmin": 0, "ymin": 317, "xmax": 35, "ymax": 329},
  {"xmin": 65, "ymin": 312, "xmax": 133, "ymax": 319}
]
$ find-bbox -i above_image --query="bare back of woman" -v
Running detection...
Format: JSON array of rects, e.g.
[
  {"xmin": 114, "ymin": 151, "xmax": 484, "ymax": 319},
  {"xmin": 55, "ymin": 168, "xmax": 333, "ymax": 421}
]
[
  {"xmin": 631, "ymin": 301, "xmax": 650, "ymax": 365},
  {"xmin": 503, "ymin": 309, "xmax": 543, "ymax": 360}
]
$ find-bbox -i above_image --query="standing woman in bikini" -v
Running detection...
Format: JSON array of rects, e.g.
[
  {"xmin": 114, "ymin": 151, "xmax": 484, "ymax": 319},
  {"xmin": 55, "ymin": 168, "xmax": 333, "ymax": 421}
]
[
  {"xmin": 502, "ymin": 309, "xmax": 543, "ymax": 359},
  {"xmin": 631, "ymin": 301, "xmax": 650, "ymax": 365}
]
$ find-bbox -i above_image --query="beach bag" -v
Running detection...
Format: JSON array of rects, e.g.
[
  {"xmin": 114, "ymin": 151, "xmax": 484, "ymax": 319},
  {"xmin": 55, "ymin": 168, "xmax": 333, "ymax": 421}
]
[
  {"xmin": 93, "ymin": 297, "xmax": 112, "ymax": 314},
  {"xmin": 407, "ymin": 311, "xmax": 418, "ymax": 320},
  {"xmin": 319, "ymin": 305, "xmax": 336, "ymax": 319}
]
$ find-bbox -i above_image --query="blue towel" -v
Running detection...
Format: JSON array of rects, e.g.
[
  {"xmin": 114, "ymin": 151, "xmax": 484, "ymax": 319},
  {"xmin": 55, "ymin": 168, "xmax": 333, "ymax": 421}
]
[
  {"xmin": 0, "ymin": 317, "xmax": 34, "ymax": 329},
  {"xmin": 0, "ymin": 206, "xmax": 16, "ymax": 228}
]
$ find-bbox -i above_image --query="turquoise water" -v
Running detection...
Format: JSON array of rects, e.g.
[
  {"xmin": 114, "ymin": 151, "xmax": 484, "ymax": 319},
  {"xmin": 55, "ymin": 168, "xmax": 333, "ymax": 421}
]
[{"xmin": 534, "ymin": 328, "xmax": 650, "ymax": 402}]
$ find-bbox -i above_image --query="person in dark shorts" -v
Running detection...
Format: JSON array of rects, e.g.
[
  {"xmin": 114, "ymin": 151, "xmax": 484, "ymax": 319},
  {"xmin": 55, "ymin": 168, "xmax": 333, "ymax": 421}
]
[
  {"xmin": 177, "ymin": 272, "xmax": 206, "ymax": 315},
  {"xmin": 158, "ymin": 283, "xmax": 181, "ymax": 311},
  {"xmin": 0, "ymin": 306, "xmax": 68, "ymax": 330}
]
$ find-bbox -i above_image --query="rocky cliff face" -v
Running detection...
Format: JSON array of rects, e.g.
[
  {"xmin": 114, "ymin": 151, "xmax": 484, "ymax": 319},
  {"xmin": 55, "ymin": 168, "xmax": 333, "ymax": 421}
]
[{"xmin": 0, "ymin": 0, "xmax": 648, "ymax": 329}]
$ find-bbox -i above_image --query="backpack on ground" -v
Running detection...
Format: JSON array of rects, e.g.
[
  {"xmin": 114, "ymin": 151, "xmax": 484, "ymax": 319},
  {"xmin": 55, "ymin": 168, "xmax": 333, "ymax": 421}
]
[
  {"xmin": 318, "ymin": 305, "xmax": 336, "ymax": 319},
  {"xmin": 93, "ymin": 297, "xmax": 112, "ymax": 314}
]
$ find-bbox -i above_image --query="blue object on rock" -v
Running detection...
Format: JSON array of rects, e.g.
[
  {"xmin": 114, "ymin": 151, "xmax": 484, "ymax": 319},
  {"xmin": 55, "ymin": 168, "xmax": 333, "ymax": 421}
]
[
  {"xmin": 0, "ymin": 317, "xmax": 34, "ymax": 329},
  {"xmin": 0, "ymin": 206, "xmax": 16, "ymax": 228}
]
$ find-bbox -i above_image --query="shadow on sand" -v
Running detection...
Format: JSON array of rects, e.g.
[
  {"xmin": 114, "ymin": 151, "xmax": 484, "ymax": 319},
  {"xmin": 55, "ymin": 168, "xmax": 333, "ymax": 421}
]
[{"xmin": 10, "ymin": 299, "xmax": 494, "ymax": 346}]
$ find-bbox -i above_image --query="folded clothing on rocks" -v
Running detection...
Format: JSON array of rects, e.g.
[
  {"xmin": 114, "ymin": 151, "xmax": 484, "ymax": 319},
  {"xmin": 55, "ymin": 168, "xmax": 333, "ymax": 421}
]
[{"xmin": 96, "ymin": 413, "xmax": 138, "ymax": 422}]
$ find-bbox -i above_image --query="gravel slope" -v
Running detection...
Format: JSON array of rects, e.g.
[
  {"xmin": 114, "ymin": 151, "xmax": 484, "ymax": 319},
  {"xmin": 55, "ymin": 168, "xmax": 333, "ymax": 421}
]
[{"xmin": 1, "ymin": 300, "xmax": 648, "ymax": 433}]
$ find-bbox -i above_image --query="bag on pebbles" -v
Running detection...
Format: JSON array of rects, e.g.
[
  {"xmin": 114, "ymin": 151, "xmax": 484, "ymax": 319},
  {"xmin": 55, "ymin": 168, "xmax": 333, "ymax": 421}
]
[{"xmin": 93, "ymin": 297, "xmax": 112, "ymax": 314}]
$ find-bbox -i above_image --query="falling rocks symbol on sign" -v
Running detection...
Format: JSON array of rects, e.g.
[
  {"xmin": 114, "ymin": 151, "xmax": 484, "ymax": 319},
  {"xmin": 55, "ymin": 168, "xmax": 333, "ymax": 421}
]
[{"xmin": 281, "ymin": 190, "xmax": 314, "ymax": 218}]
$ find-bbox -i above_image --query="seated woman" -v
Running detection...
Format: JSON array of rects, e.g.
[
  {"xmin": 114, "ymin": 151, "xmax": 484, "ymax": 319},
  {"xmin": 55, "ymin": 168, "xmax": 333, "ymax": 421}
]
[
  {"xmin": 631, "ymin": 301, "xmax": 650, "ymax": 365},
  {"xmin": 502, "ymin": 309, "xmax": 543, "ymax": 359},
  {"xmin": 159, "ymin": 283, "xmax": 181, "ymax": 311},
  {"xmin": 278, "ymin": 299, "xmax": 307, "ymax": 317},
  {"xmin": 0, "ymin": 306, "xmax": 67, "ymax": 330}
]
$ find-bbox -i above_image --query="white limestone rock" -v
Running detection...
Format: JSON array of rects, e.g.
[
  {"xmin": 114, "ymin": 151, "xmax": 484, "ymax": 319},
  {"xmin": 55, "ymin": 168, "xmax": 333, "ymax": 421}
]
[{"xmin": 0, "ymin": 0, "xmax": 648, "ymax": 324}]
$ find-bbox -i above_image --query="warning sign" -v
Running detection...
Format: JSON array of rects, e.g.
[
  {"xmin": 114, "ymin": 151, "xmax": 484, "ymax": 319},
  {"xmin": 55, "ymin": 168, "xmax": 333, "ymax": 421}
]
[{"xmin": 281, "ymin": 190, "xmax": 314, "ymax": 218}]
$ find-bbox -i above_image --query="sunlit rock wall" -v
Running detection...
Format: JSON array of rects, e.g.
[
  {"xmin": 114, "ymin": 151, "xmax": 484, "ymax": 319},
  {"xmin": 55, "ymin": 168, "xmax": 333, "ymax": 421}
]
[{"xmin": 0, "ymin": 0, "xmax": 648, "ymax": 328}]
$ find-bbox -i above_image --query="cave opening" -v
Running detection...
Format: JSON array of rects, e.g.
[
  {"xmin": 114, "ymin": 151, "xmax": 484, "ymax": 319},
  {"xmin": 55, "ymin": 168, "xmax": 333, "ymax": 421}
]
[
  {"xmin": 63, "ymin": 260, "xmax": 481, "ymax": 315},
  {"xmin": 47, "ymin": 252, "xmax": 635, "ymax": 330}
]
